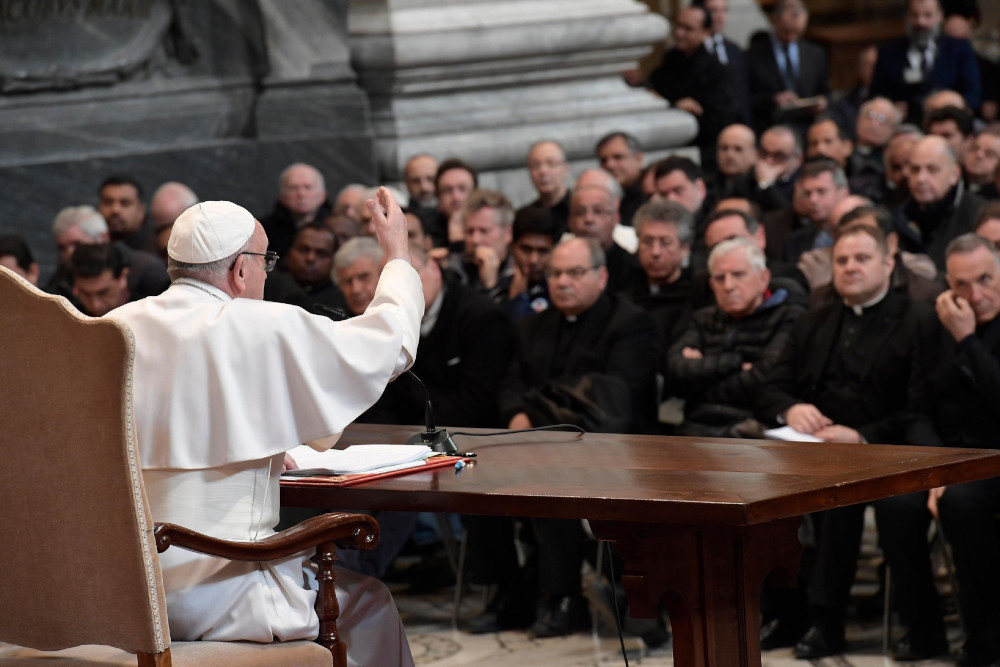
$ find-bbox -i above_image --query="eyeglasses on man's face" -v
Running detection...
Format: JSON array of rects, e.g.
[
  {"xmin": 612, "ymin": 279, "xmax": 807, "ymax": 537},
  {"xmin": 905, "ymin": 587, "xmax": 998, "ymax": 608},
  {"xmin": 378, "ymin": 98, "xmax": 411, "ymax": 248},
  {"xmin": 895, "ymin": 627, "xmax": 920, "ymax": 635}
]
[
  {"xmin": 231, "ymin": 251, "xmax": 278, "ymax": 272},
  {"xmin": 545, "ymin": 266, "xmax": 599, "ymax": 280}
]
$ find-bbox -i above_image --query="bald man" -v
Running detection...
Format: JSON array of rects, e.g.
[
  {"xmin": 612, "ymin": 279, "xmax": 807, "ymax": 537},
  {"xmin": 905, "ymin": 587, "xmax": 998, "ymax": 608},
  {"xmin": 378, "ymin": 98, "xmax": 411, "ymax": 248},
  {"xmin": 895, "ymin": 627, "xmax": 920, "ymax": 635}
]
[
  {"xmin": 260, "ymin": 162, "xmax": 333, "ymax": 260},
  {"xmin": 150, "ymin": 182, "xmax": 198, "ymax": 260},
  {"xmin": 894, "ymin": 135, "xmax": 987, "ymax": 270},
  {"xmin": 710, "ymin": 124, "xmax": 758, "ymax": 197}
]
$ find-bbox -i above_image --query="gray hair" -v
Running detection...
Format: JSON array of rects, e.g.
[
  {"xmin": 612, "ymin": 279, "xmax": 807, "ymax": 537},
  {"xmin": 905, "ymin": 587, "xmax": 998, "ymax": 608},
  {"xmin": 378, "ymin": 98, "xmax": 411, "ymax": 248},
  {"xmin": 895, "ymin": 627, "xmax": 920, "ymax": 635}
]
[
  {"xmin": 575, "ymin": 168, "xmax": 624, "ymax": 201},
  {"xmin": 51, "ymin": 205, "xmax": 107, "ymax": 240},
  {"xmin": 334, "ymin": 236, "xmax": 384, "ymax": 272},
  {"xmin": 167, "ymin": 240, "xmax": 250, "ymax": 282},
  {"xmin": 708, "ymin": 237, "xmax": 767, "ymax": 274},
  {"xmin": 633, "ymin": 199, "xmax": 694, "ymax": 246},
  {"xmin": 280, "ymin": 162, "xmax": 325, "ymax": 192},
  {"xmin": 860, "ymin": 97, "xmax": 903, "ymax": 126},
  {"xmin": 947, "ymin": 233, "xmax": 1000, "ymax": 266}
]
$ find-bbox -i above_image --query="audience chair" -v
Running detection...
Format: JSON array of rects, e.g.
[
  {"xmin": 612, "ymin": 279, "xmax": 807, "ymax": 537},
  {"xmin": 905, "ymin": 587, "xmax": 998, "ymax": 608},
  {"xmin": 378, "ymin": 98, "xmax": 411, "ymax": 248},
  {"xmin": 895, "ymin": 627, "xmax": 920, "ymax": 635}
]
[{"xmin": 0, "ymin": 266, "xmax": 379, "ymax": 667}]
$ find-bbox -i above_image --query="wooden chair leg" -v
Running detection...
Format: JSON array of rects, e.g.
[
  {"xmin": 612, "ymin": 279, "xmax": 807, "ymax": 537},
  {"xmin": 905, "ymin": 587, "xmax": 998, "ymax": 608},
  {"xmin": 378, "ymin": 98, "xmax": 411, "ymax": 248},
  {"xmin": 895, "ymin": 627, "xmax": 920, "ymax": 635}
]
[
  {"xmin": 312, "ymin": 542, "xmax": 347, "ymax": 667},
  {"xmin": 137, "ymin": 649, "xmax": 172, "ymax": 666}
]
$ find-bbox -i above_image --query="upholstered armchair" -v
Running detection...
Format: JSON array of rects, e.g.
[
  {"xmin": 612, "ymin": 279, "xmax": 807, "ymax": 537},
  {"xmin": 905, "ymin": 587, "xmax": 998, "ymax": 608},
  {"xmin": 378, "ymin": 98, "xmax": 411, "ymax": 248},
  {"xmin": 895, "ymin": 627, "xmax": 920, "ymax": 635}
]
[{"xmin": 0, "ymin": 266, "xmax": 377, "ymax": 667}]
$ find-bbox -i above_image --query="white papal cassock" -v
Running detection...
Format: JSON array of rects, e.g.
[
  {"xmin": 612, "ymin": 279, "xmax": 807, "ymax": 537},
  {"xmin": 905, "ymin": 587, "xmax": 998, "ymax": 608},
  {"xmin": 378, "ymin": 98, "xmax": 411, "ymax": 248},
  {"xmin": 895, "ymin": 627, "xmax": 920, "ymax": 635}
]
[{"xmin": 109, "ymin": 258, "xmax": 423, "ymax": 666}]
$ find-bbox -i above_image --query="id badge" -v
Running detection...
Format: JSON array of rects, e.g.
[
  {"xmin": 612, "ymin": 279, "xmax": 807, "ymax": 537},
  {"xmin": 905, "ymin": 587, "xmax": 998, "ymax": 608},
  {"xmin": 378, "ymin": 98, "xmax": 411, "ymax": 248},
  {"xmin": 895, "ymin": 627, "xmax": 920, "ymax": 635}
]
[{"xmin": 903, "ymin": 67, "xmax": 923, "ymax": 84}]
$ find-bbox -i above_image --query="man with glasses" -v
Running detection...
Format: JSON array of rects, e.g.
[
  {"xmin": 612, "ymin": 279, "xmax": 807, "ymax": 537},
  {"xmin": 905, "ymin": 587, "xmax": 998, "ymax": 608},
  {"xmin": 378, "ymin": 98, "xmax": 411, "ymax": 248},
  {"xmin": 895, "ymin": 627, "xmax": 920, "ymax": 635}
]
[
  {"xmin": 496, "ymin": 236, "xmax": 658, "ymax": 637},
  {"xmin": 519, "ymin": 140, "xmax": 571, "ymax": 236},
  {"xmin": 567, "ymin": 184, "xmax": 639, "ymax": 292},
  {"xmin": 732, "ymin": 125, "xmax": 803, "ymax": 216},
  {"xmin": 107, "ymin": 193, "xmax": 423, "ymax": 665}
]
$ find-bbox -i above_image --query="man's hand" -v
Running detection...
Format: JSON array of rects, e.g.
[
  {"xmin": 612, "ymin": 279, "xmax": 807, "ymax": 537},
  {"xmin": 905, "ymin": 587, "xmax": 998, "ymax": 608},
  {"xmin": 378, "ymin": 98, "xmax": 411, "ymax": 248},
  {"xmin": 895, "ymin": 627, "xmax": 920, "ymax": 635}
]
[
  {"xmin": 368, "ymin": 187, "xmax": 410, "ymax": 263},
  {"xmin": 774, "ymin": 90, "xmax": 799, "ymax": 106},
  {"xmin": 755, "ymin": 159, "xmax": 783, "ymax": 186},
  {"xmin": 927, "ymin": 486, "xmax": 945, "ymax": 518},
  {"xmin": 682, "ymin": 347, "xmax": 703, "ymax": 359},
  {"xmin": 784, "ymin": 403, "xmax": 833, "ymax": 434},
  {"xmin": 282, "ymin": 452, "xmax": 298, "ymax": 474},
  {"xmin": 447, "ymin": 211, "xmax": 464, "ymax": 244},
  {"xmin": 674, "ymin": 97, "xmax": 704, "ymax": 116},
  {"xmin": 798, "ymin": 248, "xmax": 832, "ymax": 290},
  {"xmin": 474, "ymin": 246, "xmax": 501, "ymax": 289},
  {"xmin": 813, "ymin": 424, "xmax": 863, "ymax": 443},
  {"xmin": 509, "ymin": 264, "xmax": 529, "ymax": 299},
  {"xmin": 936, "ymin": 290, "xmax": 976, "ymax": 342},
  {"xmin": 509, "ymin": 412, "xmax": 532, "ymax": 430}
]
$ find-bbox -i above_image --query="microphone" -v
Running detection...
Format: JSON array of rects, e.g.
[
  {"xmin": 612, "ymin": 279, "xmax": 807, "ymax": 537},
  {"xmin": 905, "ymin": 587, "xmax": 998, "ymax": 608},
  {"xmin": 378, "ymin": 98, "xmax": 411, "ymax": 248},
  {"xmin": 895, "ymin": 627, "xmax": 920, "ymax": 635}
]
[
  {"xmin": 403, "ymin": 371, "xmax": 458, "ymax": 454},
  {"xmin": 313, "ymin": 303, "xmax": 458, "ymax": 454}
]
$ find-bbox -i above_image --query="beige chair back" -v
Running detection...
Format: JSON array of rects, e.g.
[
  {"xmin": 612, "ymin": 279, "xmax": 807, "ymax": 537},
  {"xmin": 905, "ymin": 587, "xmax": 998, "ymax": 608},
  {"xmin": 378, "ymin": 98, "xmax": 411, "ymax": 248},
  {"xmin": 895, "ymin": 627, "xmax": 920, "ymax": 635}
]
[{"xmin": 0, "ymin": 266, "xmax": 170, "ymax": 655}]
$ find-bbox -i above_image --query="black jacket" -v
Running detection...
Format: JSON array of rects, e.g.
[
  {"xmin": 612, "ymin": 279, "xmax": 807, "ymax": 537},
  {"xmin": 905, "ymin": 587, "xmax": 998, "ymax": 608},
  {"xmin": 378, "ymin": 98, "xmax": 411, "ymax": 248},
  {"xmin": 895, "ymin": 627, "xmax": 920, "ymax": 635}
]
[
  {"xmin": 756, "ymin": 291, "xmax": 927, "ymax": 444},
  {"xmin": 500, "ymin": 291, "xmax": 658, "ymax": 433}
]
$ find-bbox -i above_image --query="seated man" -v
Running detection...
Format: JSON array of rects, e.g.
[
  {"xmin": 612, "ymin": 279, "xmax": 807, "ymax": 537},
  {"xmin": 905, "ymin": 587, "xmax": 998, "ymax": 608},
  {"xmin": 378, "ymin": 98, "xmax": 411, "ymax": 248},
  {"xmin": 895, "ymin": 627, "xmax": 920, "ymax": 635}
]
[
  {"xmin": 505, "ymin": 206, "xmax": 560, "ymax": 321},
  {"xmin": 108, "ymin": 191, "xmax": 421, "ymax": 665},
  {"xmin": 780, "ymin": 158, "xmax": 850, "ymax": 265},
  {"xmin": 446, "ymin": 188, "xmax": 516, "ymax": 302},
  {"xmin": 618, "ymin": 199, "xmax": 696, "ymax": 353},
  {"xmin": 755, "ymin": 222, "xmax": 928, "ymax": 658},
  {"xmin": 667, "ymin": 237, "xmax": 804, "ymax": 437},
  {"xmin": 334, "ymin": 237, "xmax": 383, "ymax": 316},
  {"xmin": 47, "ymin": 205, "xmax": 169, "ymax": 305},
  {"xmin": 898, "ymin": 234, "xmax": 1000, "ymax": 665},
  {"xmin": 0, "ymin": 235, "xmax": 39, "ymax": 285},
  {"xmin": 496, "ymin": 237, "xmax": 658, "ymax": 636},
  {"xmin": 567, "ymin": 182, "xmax": 640, "ymax": 292},
  {"xmin": 894, "ymin": 135, "xmax": 987, "ymax": 271},
  {"xmin": 709, "ymin": 124, "xmax": 759, "ymax": 199},
  {"xmin": 596, "ymin": 131, "xmax": 648, "ymax": 227},
  {"xmin": 70, "ymin": 243, "xmax": 157, "ymax": 317},
  {"xmin": 519, "ymin": 140, "xmax": 571, "ymax": 236},
  {"xmin": 260, "ymin": 162, "xmax": 332, "ymax": 259},
  {"xmin": 150, "ymin": 181, "xmax": 198, "ymax": 260},
  {"xmin": 98, "ymin": 174, "xmax": 156, "ymax": 253},
  {"xmin": 264, "ymin": 221, "xmax": 347, "ymax": 314}
]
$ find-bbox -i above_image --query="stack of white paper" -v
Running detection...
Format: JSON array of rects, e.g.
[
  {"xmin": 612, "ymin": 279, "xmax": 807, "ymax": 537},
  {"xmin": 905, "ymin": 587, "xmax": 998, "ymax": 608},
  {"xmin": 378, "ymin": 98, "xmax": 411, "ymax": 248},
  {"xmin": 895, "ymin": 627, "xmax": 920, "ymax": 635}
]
[
  {"xmin": 763, "ymin": 426, "xmax": 824, "ymax": 443},
  {"xmin": 283, "ymin": 444, "xmax": 434, "ymax": 476}
]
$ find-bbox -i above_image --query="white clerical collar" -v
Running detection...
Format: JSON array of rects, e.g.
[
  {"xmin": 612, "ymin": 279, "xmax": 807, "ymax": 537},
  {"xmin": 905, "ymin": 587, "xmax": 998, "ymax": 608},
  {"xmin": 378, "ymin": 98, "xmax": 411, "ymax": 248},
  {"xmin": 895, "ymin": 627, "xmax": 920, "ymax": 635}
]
[
  {"xmin": 844, "ymin": 285, "xmax": 889, "ymax": 316},
  {"xmin": 172, "ymin": 278, "xmax": 231, "ymax": 302},
  {"xmin": 421, "ymin": 286, "xmax": 445, "ymax": 337}
]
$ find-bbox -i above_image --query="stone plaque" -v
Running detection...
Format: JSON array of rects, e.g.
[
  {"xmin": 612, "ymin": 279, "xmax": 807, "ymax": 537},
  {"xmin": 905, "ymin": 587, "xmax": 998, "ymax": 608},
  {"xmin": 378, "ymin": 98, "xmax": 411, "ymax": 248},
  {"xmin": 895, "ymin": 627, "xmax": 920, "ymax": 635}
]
[{"xmin": 0, "ymin": 0, "xmax": 172, "ymax": 92}]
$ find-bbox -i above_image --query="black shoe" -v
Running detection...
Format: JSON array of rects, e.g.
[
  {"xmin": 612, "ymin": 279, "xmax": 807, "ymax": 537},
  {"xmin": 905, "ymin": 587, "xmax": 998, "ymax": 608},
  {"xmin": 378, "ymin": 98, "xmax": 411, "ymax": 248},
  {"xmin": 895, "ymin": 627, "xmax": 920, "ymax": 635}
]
[
  {"xmin": 529, "ymin": 595, "xmax": 590, "ymax": 638},
  {"xmin": 760, "ymin": 617, "xmax": 806, "ymax": 650},
  {"xmin": 892, "ymin": 632, "xmax": 949, "ymax": 661},
  {"xmin": 793, "ymin": 625, "xmax": 845, "ymax": 660},
  {"xmin": 466, "ymin": 590, "xmax": 534, "ymax": 634}
]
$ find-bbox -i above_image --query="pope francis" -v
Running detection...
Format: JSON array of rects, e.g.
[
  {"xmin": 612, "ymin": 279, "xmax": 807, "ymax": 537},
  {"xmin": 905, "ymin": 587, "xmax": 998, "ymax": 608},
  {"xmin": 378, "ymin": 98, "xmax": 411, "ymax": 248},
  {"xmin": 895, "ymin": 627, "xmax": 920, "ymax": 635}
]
[{"xmin": 108, "ymin": 188, "xmax": 423, "ymax": 665}]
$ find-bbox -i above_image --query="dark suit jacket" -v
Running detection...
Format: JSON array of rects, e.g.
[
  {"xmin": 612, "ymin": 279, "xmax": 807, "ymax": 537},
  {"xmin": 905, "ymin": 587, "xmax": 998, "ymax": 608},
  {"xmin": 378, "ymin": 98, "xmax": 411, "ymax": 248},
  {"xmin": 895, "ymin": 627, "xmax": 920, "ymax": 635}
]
[
  {"xmin": 756, "ymin": 291, "xmax": 927, "ymax": 444},
  {"xmin": 363, "ymin": 282, "xmax": 515, "ymax": 429},
  {"xmin": 260, "ymin": 200, "xmax": 333, "ymax": 263},
  {"xmin": 746, "ymin": 32, "xmax": 830, "ymax": 133},
  {"xmin": 906, "ymin": 312, "xmax": 1000, "ymax": 449},
  {"xmin": 894, "ymin": 189, "xmax": 987, "ymax": 272},
  {"xmin": 871, "ymin": 35, "xmax": 981, "ymax": 116},
  {"xmin": 499, "ymin": 292, "xmax": 659, "ymax": 433}
]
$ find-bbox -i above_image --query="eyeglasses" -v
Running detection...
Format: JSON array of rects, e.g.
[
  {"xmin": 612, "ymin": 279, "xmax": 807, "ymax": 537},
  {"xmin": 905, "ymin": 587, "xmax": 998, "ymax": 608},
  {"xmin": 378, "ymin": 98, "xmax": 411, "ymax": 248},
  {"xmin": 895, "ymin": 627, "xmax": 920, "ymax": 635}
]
[
  {"xmin": 545, "ymin": 266, "xmax": 599, "ymax": 280},
  {"xmin": 230, "ymin": 251, "xmax": 278, "ymax": 272},
  {"xmin": 760, "ymin": 150, "xmax": 793, "ymax": 162},
  {"xmin": 569, "ymin": 206, "xmax": 614, "ymax": 218},
  {"xmin": 865, "ymin": 110, "xmax": 889, "ymax": 124}
]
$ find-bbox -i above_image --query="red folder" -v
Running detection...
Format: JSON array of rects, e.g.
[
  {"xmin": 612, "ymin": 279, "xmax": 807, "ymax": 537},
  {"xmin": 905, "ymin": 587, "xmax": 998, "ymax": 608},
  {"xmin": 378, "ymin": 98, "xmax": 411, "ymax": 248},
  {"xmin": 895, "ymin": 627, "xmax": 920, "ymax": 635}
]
[{"xmin": 280, "ymin": 455, "xmax": 467, "ymax": 488}]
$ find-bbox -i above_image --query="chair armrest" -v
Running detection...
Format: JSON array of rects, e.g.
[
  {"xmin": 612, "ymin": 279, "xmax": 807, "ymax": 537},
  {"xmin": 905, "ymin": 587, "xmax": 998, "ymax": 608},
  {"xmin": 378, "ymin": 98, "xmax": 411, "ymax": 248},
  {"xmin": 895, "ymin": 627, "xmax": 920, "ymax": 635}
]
[{"xmin": 153, "ymin": 512, "xmax": 380, "ymax": 560}]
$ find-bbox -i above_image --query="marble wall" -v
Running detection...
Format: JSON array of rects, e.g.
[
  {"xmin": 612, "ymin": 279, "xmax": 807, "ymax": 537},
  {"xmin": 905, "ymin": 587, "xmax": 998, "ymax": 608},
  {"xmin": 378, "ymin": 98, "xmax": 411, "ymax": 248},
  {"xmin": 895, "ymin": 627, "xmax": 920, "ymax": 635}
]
[{"xmin": 0, "ymin": 0, "xmax": 698, "ymax": 278}]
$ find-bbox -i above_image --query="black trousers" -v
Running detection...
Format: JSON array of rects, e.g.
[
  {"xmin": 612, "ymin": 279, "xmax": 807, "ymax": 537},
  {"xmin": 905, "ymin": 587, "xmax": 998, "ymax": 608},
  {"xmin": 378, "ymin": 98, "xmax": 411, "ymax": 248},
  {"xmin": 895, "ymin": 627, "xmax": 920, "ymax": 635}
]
[
  {"xmin": 938, "ymin": 478, "xmax": 1000, "ymax": 644},
  {"xmin": 873, "ymin": 491, "xmax": 945, "ymax": 636},
  {"xmin": 807, "ymin": 504, "xmax": 866, "ymax": 628}
]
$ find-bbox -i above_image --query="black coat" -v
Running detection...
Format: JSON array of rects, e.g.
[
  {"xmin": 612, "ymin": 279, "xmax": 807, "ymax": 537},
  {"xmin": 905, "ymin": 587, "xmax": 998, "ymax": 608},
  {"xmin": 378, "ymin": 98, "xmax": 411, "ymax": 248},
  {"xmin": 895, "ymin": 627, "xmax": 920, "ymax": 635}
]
[
  {"xmin": 364, "ymin": 283, "xmax": 515, "ymax": 429},
  {"xmin": 905, "ymin": 311, "xmax": 1000, "ymax": 449},
  {"xmin": 499, "ymin": 292, "xmax": 659, "ymax": 434},
  {"xmin": 894, "ymin": 188, "xmax": 986, "ymax": 272},
  {"xmin": 260, "ymin": 199, "xmax": 333, "ymax": 261},
  {"xmin": 667, "ymin": 287, "xmax": 805, "ymax": 424},
  {"xmin": 755, "ymin": 291, "xmax": 927, "ymax": 444}
]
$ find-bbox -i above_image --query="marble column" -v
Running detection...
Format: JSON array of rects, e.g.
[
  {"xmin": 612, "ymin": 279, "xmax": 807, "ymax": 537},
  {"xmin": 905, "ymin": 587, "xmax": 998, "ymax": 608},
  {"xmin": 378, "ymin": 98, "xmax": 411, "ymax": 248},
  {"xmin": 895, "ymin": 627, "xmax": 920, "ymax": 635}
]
[{"xmin": 348, "ymin": 0, "xmax": 698, "ymax": 205}]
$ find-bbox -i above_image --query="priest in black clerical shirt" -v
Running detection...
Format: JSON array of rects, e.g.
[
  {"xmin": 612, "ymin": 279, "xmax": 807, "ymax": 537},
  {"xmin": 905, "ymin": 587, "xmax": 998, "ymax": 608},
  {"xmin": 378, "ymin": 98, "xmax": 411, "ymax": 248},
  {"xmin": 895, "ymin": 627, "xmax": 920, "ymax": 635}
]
[{"xmin": 755, "ymin": 223, "xmax": 931, "ymax": 659}]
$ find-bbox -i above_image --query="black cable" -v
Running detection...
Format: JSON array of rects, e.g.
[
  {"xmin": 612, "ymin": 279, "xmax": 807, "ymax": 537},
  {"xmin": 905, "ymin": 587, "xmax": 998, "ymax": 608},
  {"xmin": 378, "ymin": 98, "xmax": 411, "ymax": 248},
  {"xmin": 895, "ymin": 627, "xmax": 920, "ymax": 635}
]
[
  {"xmin": 449, "ymin": 424, "xmax": 586, "ymax": 438},
  {"xmin": 606, "ymin": 540, "xmax": 629, "ymax": 666}
]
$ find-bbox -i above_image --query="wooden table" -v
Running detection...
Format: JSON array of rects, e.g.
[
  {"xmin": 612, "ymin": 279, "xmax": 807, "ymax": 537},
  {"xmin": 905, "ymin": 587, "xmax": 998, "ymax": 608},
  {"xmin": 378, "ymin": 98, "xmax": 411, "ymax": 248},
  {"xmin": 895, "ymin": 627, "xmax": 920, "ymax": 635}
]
[{"xmin": 282, "ymin": 424, "xmax": 1000, "ymax": 667}]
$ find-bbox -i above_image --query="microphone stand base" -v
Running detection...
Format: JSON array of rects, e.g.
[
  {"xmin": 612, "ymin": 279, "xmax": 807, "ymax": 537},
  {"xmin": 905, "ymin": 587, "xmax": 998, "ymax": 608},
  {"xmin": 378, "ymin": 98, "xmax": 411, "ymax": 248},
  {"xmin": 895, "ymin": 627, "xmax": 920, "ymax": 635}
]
[{"xmin": 407, "ymin": 429, "xmax": 458, "ymax": 454}]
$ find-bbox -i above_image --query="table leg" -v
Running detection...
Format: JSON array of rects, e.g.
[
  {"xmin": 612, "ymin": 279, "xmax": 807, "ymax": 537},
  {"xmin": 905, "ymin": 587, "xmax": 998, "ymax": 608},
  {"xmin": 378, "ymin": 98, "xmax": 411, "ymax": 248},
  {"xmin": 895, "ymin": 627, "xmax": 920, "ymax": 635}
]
[{"xmin": 589, "ymin": 517, "xmax": 801, "ymax": 667}]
